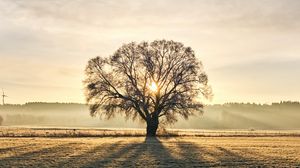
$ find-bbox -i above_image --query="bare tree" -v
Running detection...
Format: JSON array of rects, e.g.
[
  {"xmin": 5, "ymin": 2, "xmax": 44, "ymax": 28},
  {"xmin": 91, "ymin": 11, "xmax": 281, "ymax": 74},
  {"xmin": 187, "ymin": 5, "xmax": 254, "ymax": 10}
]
[{"xmin": 84, "ymin": 40, "xmax": 212, "ymax": 136}]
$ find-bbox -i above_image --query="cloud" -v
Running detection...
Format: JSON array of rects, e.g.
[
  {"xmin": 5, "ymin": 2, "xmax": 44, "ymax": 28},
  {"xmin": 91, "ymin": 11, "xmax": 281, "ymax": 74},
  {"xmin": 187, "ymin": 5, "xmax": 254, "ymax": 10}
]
[
  {"xmin": 2, "ymin": 0, "xmax": 300, "ymax": 30},
  {"xmin": 0, "ymin": 0, "xmax": 299, "ymax": 103}
]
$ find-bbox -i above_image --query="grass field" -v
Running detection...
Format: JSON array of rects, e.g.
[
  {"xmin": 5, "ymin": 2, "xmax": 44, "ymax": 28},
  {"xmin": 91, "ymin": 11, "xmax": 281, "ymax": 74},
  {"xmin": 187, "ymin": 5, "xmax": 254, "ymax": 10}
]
[
  {"xmin": 1, "ymin": 127, "xmax": 300, "ymax": 137},
  {"xmin": 0, "ymin": 136, "xmax": 300, "ymax": 167}
]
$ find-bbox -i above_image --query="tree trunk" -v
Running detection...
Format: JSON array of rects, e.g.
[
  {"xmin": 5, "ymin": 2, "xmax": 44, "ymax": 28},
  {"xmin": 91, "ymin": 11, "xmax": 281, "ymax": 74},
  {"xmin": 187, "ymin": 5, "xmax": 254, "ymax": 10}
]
[{"xmin": 146, "ymin": 116, "xmax": 159, "ymax": 137}]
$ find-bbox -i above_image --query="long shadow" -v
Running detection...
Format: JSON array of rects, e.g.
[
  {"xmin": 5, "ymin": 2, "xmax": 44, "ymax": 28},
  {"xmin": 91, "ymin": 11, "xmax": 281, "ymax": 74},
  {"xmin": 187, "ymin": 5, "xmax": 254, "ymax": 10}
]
[
  {"xmin": 73, "ymin": 137, "xmax": 182, "ymax": 167},
  {"xmin": 234, "ymin": 147, "xmax": 300, "ymax": 166},
  {"xmin": 175, "ymin": 140, "xmax": 269, "ymax": 167},
  {"xmin": 175, "ymin": 139, "xmax": 214, "ymax": 167},
  {"xmin": 0, "ymin": 144, "xmax": 32, "ymax": 153},
  {"xmin": 2, "ymin": 137, "xmax": 297, "ymax": 167},
  {"xmin": 56, "ymin": 142, "xmax": 121, "ymax": 167},
  {"xmin": 82, "ymin": 137, "xmax": 223, "ymax": 167},
  {"xmin": 52, "ymin": 139, "xmax": 144, "ymax": 167},
  {"xmin": 0, "ymin": 142, "xmax": 78, "ymax": 167},
  {"xmin": 62, "ymin": 142, "xmax": 139, "ymax": 167},
  {"xmin": 76, "ymin": 137, "xmax": 255, "ymax": 167},
  {"xmin": 214, "ymin": 146, "xmax": 265, "ymax": 167},
  {"xmin": 135, "ymin": 136, "xmax": 181, "ymax": 167},
  {"xmin": 83, "ymin": 143, "xmax": 142, "ymax": 167}
]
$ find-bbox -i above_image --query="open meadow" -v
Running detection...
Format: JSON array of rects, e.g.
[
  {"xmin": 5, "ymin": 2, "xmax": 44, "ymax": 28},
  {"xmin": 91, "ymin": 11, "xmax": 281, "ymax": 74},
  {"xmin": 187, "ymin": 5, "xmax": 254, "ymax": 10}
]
[
  {"xmin": 0, "ymin": 128, "xmax": 300, "ymax": 167},
  {"xmin": 1, "ymin": 0, "xmax": 300, "ymax": 167}
]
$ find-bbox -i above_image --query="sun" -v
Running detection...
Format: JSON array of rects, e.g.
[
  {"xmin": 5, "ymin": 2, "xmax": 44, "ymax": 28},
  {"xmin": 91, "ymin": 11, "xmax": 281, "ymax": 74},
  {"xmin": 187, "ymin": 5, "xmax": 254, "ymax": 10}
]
[{"xmin": 149, "ymin": 81, "xmax": 158, "ymax": 92}]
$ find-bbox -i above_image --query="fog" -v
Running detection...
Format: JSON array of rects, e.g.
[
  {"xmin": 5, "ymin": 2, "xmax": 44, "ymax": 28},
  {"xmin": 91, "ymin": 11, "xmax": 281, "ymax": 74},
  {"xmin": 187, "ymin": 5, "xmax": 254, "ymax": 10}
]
[{"xmin": 0, "ymin": 102, "xmax": 299, "ymax": 130}]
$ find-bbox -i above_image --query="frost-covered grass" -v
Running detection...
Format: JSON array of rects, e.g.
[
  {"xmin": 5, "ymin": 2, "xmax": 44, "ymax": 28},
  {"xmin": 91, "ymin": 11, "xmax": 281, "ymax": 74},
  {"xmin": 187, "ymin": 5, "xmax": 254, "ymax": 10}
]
[
  {"xmin": 0, "ymin": 136, "xmax": 300, "ymax": 167},
  {"xmin": 1, "ymin": 127, "xmax": 300, "ymax": 137}
]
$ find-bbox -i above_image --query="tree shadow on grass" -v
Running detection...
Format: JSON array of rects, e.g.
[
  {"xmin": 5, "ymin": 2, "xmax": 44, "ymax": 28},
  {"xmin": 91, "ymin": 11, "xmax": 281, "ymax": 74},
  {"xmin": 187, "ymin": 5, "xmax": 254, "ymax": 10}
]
[
  {"xmin": 175, "ymin": 140, "xmax": 270, "ymax": 167},
  {"xmin": 0, "ymin": 142, "xmax": 79, "ymax": 168},
  {"xmin": 58, "ymin": 141, "xmax": 140, "ymax": 167},
  {"xmin": 232, "ymin": 147, "xmax": 300, "ymax": 166},
  {"xmin": 1, "ymin": 138, "xmax": 298, "ymax": 167},
  {"xmin": 58, "ymin": 137, "xmax": 272, "ymax": 167},
  {"xmin": 176, "ymin": 140, "xmax": 299, "ymax": 167},
  {"xmin": 81, "ymin": 137, "xmax": 264, "ymax": 167},
  {"xmin": 52, "ymin": 137, "xmax": 186, "ymax": 167},
  {"xmin": 80, "ymin": 137, "xmax": 179, "ymax": 167},
  {"xmin": 0, "ymin": 144, "xmax": 32, "ymax": 153},
  {"xmin": 214, "ymin": 146, "xmax": 265, "ymax": 167}
]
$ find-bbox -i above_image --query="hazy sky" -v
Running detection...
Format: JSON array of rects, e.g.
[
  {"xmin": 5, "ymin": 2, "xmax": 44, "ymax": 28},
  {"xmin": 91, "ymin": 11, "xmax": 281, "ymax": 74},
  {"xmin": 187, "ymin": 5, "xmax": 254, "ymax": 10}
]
[{"xmin": 0, "ymin": 0, "xmax": 299, "ymax": 104}]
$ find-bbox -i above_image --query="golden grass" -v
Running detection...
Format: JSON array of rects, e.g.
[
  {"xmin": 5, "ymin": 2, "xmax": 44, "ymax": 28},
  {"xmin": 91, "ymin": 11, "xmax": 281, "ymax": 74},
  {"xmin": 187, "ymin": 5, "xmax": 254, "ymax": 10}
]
[
  {"xmin": 1, "ymin": 127, "xmax": 300, "ymax": 137},
  {"xmin": 0, "ymin": 136, "xmax": 300, "ymax": 167}
]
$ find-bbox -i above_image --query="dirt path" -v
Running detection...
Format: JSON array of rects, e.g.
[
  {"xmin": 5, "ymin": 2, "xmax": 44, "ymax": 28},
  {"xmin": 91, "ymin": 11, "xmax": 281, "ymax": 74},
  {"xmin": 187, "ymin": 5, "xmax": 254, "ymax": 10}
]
[{"xmin": 0, "ymin": 137, "xmax": 299, "ymax": 167}]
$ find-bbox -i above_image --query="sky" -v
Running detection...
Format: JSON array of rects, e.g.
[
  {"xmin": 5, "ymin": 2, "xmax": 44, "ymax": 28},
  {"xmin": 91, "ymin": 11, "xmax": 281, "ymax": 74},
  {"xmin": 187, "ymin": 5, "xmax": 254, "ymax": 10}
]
[{"xmin": 0, "ymin": 0, "xmax": 299, "ymax": 104}]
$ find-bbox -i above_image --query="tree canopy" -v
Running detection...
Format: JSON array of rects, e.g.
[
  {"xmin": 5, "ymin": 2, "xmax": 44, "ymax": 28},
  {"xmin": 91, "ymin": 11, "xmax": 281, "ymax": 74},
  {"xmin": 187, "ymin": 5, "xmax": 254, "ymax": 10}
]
[{"xmin": 84, "ymin": 40, "xmax": 211, "ymax": 136}]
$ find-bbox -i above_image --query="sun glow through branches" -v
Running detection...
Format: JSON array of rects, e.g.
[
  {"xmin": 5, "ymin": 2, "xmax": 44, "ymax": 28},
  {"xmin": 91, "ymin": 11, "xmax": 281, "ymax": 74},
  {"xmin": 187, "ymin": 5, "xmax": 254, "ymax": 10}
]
[{"xmin": 149, "ymin": 81, "xmax": 158, "ymax": 93}]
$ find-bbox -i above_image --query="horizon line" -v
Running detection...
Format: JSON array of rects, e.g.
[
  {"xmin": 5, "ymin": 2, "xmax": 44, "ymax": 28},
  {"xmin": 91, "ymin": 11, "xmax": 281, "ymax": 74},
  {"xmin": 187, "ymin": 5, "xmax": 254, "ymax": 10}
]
[{"xmin": 1, "ymin": 100, "xmax": 300, "ymax": 106}]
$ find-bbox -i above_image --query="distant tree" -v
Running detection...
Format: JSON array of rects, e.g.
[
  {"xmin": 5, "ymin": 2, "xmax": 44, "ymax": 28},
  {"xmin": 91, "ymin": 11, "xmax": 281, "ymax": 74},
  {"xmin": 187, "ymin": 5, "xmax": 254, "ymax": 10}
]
[{"xmin": 84, "ymin": 40, "xmax": 212, "ymax": 136}]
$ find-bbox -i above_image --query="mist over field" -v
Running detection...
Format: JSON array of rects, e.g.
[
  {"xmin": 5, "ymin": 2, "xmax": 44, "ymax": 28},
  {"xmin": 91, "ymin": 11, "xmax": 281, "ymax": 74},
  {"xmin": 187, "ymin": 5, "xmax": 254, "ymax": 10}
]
[
  {"xmin": 1, "ymin": 0, "xmax": 300, "ymax": 167},
  {"xmin": 1, "ymin": 102, "xmax": 299, "ymax": 130}
]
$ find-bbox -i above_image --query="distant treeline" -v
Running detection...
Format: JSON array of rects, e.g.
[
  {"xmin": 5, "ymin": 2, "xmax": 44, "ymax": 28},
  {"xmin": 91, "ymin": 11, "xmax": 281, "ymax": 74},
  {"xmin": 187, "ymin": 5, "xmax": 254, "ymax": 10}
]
[
  {"xmin": 1, "ymin": 101, "xmax": 299, "ymax": 112},
  {"xmin": 201, "ymin": 101, "xmax": 300, "ymax": 130},
  {"xmin": 207, "ymin": 101, "xmax": 300, "ymax": 114},
  {"xmin": 0, "ymin": 102, "xmax": 87, "ymax": 113},
  {"xmin": 0, "ymin": 101, "xmax": 299, "ymax": 129},
  {"xmin": 220, "ymin": 101, "xmax": 300, "ymax": 108}
]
